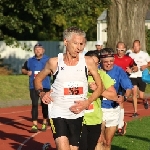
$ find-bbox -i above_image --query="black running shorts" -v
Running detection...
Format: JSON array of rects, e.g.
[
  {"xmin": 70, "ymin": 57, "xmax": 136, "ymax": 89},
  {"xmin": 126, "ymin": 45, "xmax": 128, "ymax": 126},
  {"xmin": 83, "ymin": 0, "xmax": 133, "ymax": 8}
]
[
  {"xmin": 130, "ymin": 77, "xmax": 146, "ymax": 92},
  {"xmin": 50, "ymin": 117, "xmax": 83, "ymax": 146}
]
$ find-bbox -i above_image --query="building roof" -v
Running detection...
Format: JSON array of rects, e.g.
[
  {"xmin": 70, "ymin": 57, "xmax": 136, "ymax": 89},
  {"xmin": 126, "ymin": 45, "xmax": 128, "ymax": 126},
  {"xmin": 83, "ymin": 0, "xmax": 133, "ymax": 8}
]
[
  {"xmin": 98, "ymin": 10, "xmax": 150, "ymax": 21},
  {"xmin": 97, "ymin": 10, "xmax": 107, "ymax": 21}
]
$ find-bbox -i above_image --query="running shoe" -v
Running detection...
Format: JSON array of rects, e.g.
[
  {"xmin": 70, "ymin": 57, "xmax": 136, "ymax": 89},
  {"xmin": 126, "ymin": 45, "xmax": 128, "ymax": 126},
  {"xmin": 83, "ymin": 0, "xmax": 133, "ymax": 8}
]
[
  {"xmin": 132, "ymin": 112, "xmax": 138, "ymax": 118},
  {"xmin": 31, "ymin": 125, "xmax": 38, "ymax": 133},
  {"xmin": 41, "ymin": 123, "xmax": 47, "ymax": 132},
  {"xmin": 42, "ymin": 143, "xmax": 51, "ymax": 150},
  {"xmin": 116, "ymin": 128, "xmax": 122, "ymax": 135},
  {"xmin": 143, "ymin": 99, "xmax": 149, "ymax": 109},
  {"xmin": 121, "ymin": 122, "xmax": 127, "ymax": 135},
  {"xmin": 117, "ymin": 122, "xmax": 127, "ymax": 135}
]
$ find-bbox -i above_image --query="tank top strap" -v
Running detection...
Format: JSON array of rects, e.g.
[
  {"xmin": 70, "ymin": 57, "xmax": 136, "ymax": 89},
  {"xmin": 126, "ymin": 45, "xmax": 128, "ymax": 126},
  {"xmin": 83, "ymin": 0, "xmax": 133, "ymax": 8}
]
[
  {"xmin": 57, "ymin": 53, "xmax": 64, "ymax": 66},
  {"xmin": 79, "ymin": 52, "xmax": 85, "ymax": 60},
  {"xmin": 79, "ymin": 53, "xmax": 88, "ymax": 76}
]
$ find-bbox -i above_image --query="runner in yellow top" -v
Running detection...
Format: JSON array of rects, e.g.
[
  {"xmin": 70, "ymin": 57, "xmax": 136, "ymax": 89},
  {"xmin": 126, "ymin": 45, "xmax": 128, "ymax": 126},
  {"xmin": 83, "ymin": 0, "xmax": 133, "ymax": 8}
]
[{"xmin": 79, "ymin": 51, "xmax": 120, "ymax": 150}]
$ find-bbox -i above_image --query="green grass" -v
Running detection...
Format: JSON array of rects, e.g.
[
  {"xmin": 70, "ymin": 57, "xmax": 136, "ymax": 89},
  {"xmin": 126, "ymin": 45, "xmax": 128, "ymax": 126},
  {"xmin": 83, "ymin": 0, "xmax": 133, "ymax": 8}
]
[
  {"xmin": 0, "ymin": 75, "xmax": 30, "ymax": 101},
  {"xmin": 0, "ymin": 75, "xmax": 150, "ymax": 102},
  {"xmin": 145, "ymin": 83, "xmax": 150, "ymax": 93},
  {"xmin": 112, "ymin": 117, "xmax": 150, "ymax": 150}
]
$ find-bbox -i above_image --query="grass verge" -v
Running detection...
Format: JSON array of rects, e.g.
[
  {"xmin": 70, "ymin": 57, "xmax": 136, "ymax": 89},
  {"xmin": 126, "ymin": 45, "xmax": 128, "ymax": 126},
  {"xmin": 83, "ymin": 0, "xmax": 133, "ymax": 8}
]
[
  {"xmin": 0, "ymin": 75, "xmax": 30, "ymax": 101},
  {"xmin": 112, "ymin": 116, "xmax": 150, "ymax": 150},
  {"xmin": 0, "ymin": 75, "xmax": 150, "ymax": 101}
]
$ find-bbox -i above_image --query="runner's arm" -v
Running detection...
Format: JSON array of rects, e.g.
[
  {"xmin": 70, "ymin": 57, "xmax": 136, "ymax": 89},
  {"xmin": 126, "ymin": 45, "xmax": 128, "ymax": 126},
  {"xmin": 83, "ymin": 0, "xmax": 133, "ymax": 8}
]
[
  {"xmin": 21, "ymin": 60, "xmax": 32, "ymax": 76},
  {"xmin": 86, "ymin": 56, "xmax": 103, "ymax": 106},
  {"xmin": 130, "ymin": 59, "xmax": 138, "ymax": 72},
  {"xmin": 34, "ymin": 58, "xmax": 54, "ymax": 91},
  {"xmin": 102, "ymin": 85, "xmax": 118, "ymax": 101},
  {"xmin": 120, "ymin": 70, "xmax": 133, "ymax": 98},
  {"xmin": 22, "ymin": 61, "xmax": 29, "ymax": 74}
]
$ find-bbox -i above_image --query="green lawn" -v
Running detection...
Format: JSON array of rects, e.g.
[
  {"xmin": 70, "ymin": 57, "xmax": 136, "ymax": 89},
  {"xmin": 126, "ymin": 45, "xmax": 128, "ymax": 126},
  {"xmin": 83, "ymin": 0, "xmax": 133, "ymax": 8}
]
[
  {"xmin": 0, "ymin": 75, "xmax": 30, "ymax": 101},
  {"xmin": 0, "ymin": 75, "xmax": 150, "ymax": 102},
  {"xmin": 145, "ymin": 83, "xmax": 150, "ymax": 93},
  {"xmin": 112, "ymin": 117, "xmax": 150, "ymax": 150}
]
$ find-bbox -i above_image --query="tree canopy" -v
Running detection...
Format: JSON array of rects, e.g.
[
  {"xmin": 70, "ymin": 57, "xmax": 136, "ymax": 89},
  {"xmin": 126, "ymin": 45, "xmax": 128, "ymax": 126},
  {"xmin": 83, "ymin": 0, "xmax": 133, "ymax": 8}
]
[
  {"xmin": 0, "ymin": 0, "xmax": 52, "ymax": 45},
  {"xmin": 0, "ymin": 0, "xmax": 109, "ymax": 45},
  {"xmin": 1, "ymin": 0, "xmax": 150, "ymax": 51}
]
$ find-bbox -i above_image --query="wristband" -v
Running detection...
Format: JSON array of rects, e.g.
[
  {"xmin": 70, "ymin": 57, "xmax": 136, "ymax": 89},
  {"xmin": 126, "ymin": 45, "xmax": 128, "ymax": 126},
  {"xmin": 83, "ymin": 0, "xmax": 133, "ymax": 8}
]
[{"xmin": 36, "ymin": 89, "xmax": 43, "ymax": 96}]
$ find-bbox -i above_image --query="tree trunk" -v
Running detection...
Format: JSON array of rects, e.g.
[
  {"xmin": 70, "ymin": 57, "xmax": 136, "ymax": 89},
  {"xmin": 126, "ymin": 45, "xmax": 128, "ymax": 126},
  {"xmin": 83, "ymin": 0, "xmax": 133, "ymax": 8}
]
[{"xmin": 107, "ymin": 0, "xmax": 150, "ymax": 51}]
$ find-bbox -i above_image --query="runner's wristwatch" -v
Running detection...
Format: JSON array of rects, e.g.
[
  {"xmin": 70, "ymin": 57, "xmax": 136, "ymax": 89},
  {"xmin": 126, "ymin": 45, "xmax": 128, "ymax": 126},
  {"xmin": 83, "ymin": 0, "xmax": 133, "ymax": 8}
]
[{"xmin": 36, "ymin": 89, "xmax": 44, "ymax": 96}]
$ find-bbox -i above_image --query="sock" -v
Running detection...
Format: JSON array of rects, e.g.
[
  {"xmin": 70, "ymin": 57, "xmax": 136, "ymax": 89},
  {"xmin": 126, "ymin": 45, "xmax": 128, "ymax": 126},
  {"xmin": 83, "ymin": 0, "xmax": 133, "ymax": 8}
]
[{"xmin": 118, "ymin": 108, "xmax": 124, "ymax": 129}]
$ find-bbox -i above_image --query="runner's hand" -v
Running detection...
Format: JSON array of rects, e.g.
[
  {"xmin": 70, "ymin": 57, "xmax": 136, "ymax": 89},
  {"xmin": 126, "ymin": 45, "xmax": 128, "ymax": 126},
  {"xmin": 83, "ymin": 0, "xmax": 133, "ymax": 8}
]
[
  {"xmin": 126, "ymin": 67, "xmax": 132, "ymax": 73},
  {"xmin": 140, "ymin": 65, "xmax": 147, "ymax": 71},
  {"xmin": 41, "ymin": 90, "xmax": 53, "ymax": 105},
  {"xmin": 117, "ymin": 95, "xmax": 123, "ymax": 104},
  {"xmin": 69, "ymin": 100, "xmax": 89, "ymax": 114}
]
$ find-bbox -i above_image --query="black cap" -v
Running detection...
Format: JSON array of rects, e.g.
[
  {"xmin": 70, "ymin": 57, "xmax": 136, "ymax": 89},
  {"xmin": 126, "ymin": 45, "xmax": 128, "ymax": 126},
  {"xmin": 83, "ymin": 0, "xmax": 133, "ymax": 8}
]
[{"xmin": 34, "ymin": 43, "xmax": 43, "ymax": 49}]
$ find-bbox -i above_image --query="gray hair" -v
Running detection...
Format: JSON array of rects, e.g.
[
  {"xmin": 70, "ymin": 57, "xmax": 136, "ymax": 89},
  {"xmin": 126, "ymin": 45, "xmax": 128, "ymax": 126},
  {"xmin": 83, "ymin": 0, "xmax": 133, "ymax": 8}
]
[{"xmin": 63, "ymin": 26, "xmax": 86, "ymax": 40}]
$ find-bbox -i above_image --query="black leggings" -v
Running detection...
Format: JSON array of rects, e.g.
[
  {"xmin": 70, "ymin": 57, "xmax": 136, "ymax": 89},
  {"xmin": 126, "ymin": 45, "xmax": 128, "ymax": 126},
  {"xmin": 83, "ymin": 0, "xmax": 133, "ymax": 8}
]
[
  {"xmin": 30, "ymin": 88, "xmax": 50, "ymax": 121},
  {"xmin": 79, "ymin": 124, "xmax": 101, "ymax": 150}
]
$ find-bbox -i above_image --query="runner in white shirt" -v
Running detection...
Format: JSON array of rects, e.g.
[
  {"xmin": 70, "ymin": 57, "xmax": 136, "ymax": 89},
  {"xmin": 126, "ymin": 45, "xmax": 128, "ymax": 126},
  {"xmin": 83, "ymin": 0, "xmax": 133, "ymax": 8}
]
[
  {"xmin": 34, "ymin": 27, "xmax": 103, "ymax": 150},
  {"xmin": 129, "ymin": 40, "xmax": 150, "ymax": 117}
]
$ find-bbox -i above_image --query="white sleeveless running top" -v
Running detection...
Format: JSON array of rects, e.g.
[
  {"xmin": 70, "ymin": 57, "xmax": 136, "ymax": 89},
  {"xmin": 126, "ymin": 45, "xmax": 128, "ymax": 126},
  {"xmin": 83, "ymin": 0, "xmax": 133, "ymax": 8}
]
[{"xmin": 49, "ymin": 53, "xmax": 88, "ymax": 119}]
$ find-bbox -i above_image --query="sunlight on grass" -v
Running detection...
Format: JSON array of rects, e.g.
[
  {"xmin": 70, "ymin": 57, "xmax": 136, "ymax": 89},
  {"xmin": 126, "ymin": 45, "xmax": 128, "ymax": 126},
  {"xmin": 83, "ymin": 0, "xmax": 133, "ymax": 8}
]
[
  {"xmin": 112, "ymin": 117, "xmax": 150, "ymax": 150},
  {"xmin": 0, "ymin": 75, "xmax": 30, "ymax": 101},
  {"xmin": 145, "ymin": 84, "xmax": 150, "ymax": 93},
  {"xmin": 0, "ymin": 75, "xmax": 150, "ymax": 102}
]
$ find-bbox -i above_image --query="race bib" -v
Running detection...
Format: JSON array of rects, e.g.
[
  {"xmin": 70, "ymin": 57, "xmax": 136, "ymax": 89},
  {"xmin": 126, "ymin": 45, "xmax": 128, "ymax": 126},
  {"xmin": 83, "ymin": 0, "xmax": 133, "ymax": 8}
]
[
  {"xmin": 85, "ymin": 102, "xmax": 94, "ymax": 113},
  {"xmin": 63, "ymin": 81, "xmax": 83, "ymax": 98},
  {"xmin": 34, "ymin": 71, "xmax": 40, "ymax": 78}
]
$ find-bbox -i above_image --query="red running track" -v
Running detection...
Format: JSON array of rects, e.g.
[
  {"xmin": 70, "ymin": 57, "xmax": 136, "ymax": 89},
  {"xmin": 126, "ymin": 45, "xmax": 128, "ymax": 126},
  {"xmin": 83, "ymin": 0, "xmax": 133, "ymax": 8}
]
[{"xmin": 0, "ymin": 98, "xmax": 150, "ymax": 150}]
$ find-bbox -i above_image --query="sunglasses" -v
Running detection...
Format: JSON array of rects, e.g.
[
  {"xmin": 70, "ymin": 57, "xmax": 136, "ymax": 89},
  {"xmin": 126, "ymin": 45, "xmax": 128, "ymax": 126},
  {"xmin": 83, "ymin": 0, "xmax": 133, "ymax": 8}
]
[{"xmin": 116, "ymin": 48, "xmax": 125, "ymax": 52}]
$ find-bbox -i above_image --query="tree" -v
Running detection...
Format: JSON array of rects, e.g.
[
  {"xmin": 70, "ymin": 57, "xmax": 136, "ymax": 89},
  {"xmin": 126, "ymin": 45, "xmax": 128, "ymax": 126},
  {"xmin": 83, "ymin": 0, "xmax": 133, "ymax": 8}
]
[
  {"xmin": 146, "ymin": 28, "xmax": 150, "ymax": 53},
  {"xmin": 0, "ymin": 0, "xmax": 51, "ymax": 46},
  {"xmin": 107, "ymin": 0, "xmax": 150, "ymax": 50},
  {"xmin": 0, "ymin": 0, "xmax": 109, "ymax": 43},
  {"xmin": 48, "ymin": 0, "xmax": 109, "ymax": 41}
]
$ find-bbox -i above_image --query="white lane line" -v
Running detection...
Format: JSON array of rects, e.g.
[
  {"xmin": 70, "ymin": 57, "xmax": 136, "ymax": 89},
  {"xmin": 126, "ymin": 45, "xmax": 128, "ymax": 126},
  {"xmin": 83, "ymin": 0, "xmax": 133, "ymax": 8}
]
[
  {"xmin": 17, "ymin": 132, "xmax": 41, "ymax": 150},
  {"xmin": 17, "ymin": 127, "xmax": 50, "ymax": 150}
]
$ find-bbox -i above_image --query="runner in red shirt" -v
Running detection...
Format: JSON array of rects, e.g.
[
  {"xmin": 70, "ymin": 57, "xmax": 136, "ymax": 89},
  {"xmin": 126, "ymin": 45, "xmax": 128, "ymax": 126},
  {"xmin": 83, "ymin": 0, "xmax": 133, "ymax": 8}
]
[
  {"xmin": 114, "ymin": 41, "xmax": 138, "ymax": 135},
  {"xmin": 114, "ymin": 54, "xmax": 135, "ymax": 73}
]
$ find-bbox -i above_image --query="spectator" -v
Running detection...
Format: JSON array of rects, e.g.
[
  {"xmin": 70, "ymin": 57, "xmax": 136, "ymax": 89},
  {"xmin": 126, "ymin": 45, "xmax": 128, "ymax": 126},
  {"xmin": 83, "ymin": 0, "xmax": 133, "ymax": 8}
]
[{"xmin": 22, "ymin": 43, "xmax": 51, "ymax": 132}]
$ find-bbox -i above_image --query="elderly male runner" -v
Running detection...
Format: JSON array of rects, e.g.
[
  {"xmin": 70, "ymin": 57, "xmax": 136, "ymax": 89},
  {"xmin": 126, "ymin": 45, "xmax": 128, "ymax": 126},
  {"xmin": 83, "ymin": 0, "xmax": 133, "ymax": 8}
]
[
  {"xmin": 96, "ymin": 48, "xmax": 133, "ymax": 150},
  {"xmin": 34, "ymin": 27, "xmax": 103, "ymax": 150}
]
